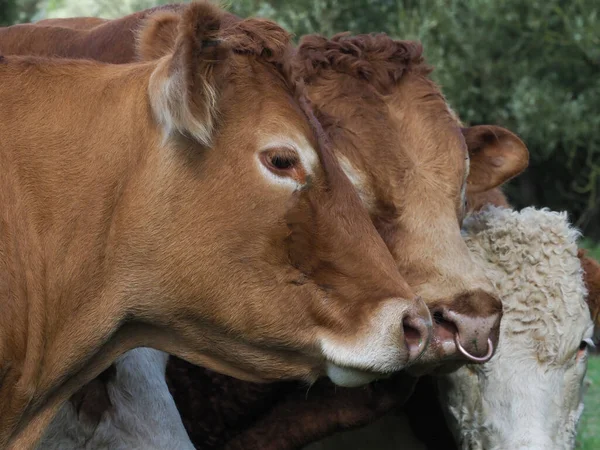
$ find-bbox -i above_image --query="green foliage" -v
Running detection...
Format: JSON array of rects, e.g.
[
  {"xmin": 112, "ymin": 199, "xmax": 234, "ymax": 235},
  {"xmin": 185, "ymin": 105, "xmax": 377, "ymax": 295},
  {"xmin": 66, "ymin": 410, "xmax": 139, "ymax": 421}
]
[
  {"xmin": 1, "ymin": 0, "xmax": 45, "ymax": 24},
  {"xmin": 577, "ymin": 356, "xmax": 600, "ymax": 449},
  {"xmin": 0, "ymin": 0, "xmax": 19, "ymax": 25},
  {"xmin": 581, "ymin": 239, "xmax": 600, "ymax": 262},
  {"xmin": 43, "ymin": 0, "xmax": 190, "ymax": 19},
  {"xmin": 408, "ymin": 0, "xmax": 600, "ymax": 238}
]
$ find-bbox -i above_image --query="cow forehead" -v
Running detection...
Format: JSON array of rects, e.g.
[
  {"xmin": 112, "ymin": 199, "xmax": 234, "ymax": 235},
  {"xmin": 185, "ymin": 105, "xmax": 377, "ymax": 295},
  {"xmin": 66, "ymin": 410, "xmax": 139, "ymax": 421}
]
[{"xmin": 377, "ymin": 109, "xmax": 469, "ymax": 199}]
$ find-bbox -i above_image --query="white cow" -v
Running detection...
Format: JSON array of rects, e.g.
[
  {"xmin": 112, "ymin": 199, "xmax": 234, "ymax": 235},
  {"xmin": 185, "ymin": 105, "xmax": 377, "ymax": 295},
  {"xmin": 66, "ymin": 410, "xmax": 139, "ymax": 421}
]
[
  {"xmin": 309, "ymin": 206, "xmax": 595, "ymax": 450},
  {"xmin": 38, "ymin": 348, "xmax": 194, "ymax": 450},
  {"xmin": 439, "ymin": 207, "xmax": 594, "ymax": 449}
]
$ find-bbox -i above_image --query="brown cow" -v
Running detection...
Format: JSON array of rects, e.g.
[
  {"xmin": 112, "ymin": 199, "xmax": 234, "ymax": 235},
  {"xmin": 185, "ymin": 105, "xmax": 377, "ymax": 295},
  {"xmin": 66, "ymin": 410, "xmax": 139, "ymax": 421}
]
[
  {"xmin": 0, "ymin": 7, "xmax": 526, "ymax": 450},
  {"xmin": 0, "ymin": 3, "xmax": 435, "ymax": 448},
  {"xmin": 0, "ymin": 2, "xmax": 523, "ymax": 368}
]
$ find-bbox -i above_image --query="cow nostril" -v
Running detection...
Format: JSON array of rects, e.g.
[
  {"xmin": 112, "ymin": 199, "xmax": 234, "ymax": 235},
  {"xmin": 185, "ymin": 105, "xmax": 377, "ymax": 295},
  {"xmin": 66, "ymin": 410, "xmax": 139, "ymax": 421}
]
[
  {"xmin": 403, "ymin": 323, "xmax": 421, "ymax": 345},
  {"xmin": 431, "ymin": 310, "xmax": 458, "ymax": 341},
  {"xmin": 402, "ymin": 315, "xmax": 429, "ymax": 364},
  {"xmin": 432, "ymin": 295, "xmax": 501, "ymax": 362}
]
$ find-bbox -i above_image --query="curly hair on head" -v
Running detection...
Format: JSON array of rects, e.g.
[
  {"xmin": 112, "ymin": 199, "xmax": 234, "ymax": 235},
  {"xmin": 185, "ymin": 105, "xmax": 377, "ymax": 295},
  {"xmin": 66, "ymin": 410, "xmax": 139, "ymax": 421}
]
[{"xmin": 294, "ymin": 33, "xmax": 432, "ymax": 95}]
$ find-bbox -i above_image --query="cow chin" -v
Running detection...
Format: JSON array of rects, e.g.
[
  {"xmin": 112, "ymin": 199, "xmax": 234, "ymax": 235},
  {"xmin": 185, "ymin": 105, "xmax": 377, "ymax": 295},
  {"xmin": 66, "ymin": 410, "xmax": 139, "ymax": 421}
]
[{"xmin": 325, "ymin": 362, "xmax": 382, "ymax": 387}]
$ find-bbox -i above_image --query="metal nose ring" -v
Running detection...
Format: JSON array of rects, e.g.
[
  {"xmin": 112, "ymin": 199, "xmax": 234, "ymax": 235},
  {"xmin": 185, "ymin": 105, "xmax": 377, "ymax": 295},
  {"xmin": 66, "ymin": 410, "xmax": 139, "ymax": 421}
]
[{"xmin": 454, "ymin": 334, "xmax": 494, "ymax": 363}]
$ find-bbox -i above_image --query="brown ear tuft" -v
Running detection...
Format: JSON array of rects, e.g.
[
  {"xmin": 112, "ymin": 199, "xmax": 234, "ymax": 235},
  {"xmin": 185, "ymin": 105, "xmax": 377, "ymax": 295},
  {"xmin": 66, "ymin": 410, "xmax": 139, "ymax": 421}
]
[
  {"xmin": 464, "ymin": 125, "xmax": 529, "ymax": 193},
  {"xmin": 148, "ymin": 1, "xmax": 232, "ymax": 146},
  {"xmin": 176, "ymin": 1, "xmax": 226, "ymax": 60},
  {"xmin": 579, "ymin": 249, "xmax": 600, "ymax": 332},
  {"xmin": 181, "ymin": 1, "xmax": 222, "ymax": 38},
  {"xmin": 224, "ymin": 18, "xmax": 292, "ymax": 63}
]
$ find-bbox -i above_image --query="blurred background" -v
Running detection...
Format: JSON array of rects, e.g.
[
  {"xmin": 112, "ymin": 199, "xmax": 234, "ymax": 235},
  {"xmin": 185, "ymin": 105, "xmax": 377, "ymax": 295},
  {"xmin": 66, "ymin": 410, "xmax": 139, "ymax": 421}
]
[{"xmin": 1, "ymin": 0, "xmax": 599, "ymax": 447}]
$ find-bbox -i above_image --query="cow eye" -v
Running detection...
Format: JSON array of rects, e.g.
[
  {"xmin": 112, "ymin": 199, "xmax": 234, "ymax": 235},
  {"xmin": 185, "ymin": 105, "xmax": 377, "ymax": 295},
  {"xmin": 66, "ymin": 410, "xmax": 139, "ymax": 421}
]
[
  {"xmin": 260, "ymin": 148, "xmax": 301, "ymax": 175},
  {"xmin": 260, "ymin": 147, "xmax": 306, "ymax": 182},
  {"xmin": 580, "ymin": 338, "xmax": 595, "ymax": 351},
  {"xmin": 271, "ymin": 154, "xmax": 296, "ymax": 170},
  {"xmin": 577, "ymin": 338, "xmax": 595, "ymax": 359}
]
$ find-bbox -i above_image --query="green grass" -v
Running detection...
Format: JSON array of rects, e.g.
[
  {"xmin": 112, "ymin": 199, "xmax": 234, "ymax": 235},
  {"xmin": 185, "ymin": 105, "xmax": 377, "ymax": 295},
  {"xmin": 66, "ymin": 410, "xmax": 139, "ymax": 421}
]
[{"xmin": 577, "ymin": 356, "xmax": 600, "ymax": 449}]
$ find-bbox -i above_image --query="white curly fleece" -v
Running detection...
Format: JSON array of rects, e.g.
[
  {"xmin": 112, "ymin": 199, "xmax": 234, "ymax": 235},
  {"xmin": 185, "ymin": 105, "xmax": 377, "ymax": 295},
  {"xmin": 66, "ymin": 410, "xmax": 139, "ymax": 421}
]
[{"xmin": 440, "ymin": 206, "xmax": 594, "ymax": 450}]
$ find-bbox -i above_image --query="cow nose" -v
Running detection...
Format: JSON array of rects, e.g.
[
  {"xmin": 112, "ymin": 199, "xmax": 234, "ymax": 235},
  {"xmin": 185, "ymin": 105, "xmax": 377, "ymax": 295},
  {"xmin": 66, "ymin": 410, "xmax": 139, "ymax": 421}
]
[
  {"xmin": 432, "ymin": 290, "xmax": 502, "ymax": 363},
  {"xmin": 402, "ymin": 297, "xmax": 432, "ymax": 365}
]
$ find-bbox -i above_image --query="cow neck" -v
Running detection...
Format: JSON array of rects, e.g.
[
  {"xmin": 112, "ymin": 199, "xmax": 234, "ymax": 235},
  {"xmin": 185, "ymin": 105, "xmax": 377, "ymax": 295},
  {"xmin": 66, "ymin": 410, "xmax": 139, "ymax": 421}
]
[{"xmin": 0, "ymin": 58, "xmax": 162, "ymax": 449}]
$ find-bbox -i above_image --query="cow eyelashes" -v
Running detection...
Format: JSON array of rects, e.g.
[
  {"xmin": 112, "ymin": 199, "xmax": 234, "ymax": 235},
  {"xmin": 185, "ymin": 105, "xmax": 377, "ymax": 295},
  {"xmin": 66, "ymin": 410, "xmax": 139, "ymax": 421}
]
[
  {"xmin": 270, "ymin": 153, "xmax": 297, "ymax": 170},
  {"xmin": 260, "ymin": 148, "xmax": 305, "ymax": 182}
]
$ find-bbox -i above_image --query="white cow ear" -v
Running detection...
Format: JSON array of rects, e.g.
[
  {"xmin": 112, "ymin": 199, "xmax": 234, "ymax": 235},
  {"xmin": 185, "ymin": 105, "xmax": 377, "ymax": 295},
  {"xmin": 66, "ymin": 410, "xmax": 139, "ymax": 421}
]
[
  {"xmin": 148, "ymin": 2, "xmax": 231, "ymax": 147},
  {"xmin": 463, "ymin": 125, "xmax": 529, "ymax": 194}
]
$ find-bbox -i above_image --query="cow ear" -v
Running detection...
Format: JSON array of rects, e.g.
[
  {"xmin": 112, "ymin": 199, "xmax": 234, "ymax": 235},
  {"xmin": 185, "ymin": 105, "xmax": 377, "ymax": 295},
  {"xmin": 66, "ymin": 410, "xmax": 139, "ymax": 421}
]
[
  {"xmin": 579, "ymin": 249, "xmax": 600, "ymax": 332},
  {"xmin": 463, "ymin": 125, "xmax": 529, "ymax": 194},
  {"xmin": 148, "ymin": 2, "xmax": 230, "ymax": 147},
  {"xmin": 136, "ymin": 11, "xmax": 180, "ymax": 61}
]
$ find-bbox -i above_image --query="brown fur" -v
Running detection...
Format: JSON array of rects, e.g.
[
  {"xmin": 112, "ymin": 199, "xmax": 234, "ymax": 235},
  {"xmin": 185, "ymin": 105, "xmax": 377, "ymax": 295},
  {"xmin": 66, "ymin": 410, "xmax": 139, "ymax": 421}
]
[
  {"xmin": 0, "ymin": 3, "xmax": 428, "ymax": 448},
  {"xmin": 1, "ymin": 8, "xmax": 528, "ymax": 448},
  {"xmin": 34, "ymin": 17, "xmax": 109, "ymax": 29},
  {"xmin": 467, "ymin": 187, "xmax": 510, "ymax": 212},
  {"xmin": 136, "ymin": 11, "xmax": 181, "ymax": 61},
  {"xmin": 224, "ymin": 374, "xmax": 418, "ymax": 450},
  {"xmin": 579, "ymin": 249, "xmax": 600, "ymax": 331},
  {"xmin": 293, "ymin": 33, "xmax": 526, "ymax": 367},
  {"xmin": 294, "ymin": 33, "xmax": 430, "ymax": 95}
]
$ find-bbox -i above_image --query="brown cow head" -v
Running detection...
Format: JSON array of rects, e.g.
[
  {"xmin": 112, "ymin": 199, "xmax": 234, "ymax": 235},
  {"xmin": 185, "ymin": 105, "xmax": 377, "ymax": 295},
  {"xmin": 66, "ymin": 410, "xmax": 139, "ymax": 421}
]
[
  {"xmin": 122, "ymin": 4, "xmax": 431, "ymax": 386},
  {"xmin": 579, "ymin": 249, "xmax": 600, "ymax": 343},
  {"xmin": 292, "ymin": 34, "xmax": 529, "ymax": 370}
]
